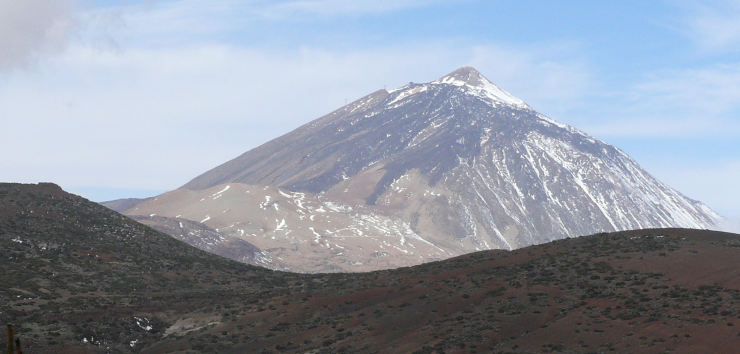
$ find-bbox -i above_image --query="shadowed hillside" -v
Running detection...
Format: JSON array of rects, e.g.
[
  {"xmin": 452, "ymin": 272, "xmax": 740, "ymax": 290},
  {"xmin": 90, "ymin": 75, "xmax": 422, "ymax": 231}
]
[{"xmin": 2, "ymin": 183, "xmax": 738, "ymax": 352}]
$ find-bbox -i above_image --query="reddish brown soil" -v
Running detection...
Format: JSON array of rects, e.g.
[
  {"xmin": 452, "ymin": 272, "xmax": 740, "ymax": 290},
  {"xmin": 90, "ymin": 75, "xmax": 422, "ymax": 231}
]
[{"xmin": 143, "ymin": 229, "xmax": 740, "ymax": 353}]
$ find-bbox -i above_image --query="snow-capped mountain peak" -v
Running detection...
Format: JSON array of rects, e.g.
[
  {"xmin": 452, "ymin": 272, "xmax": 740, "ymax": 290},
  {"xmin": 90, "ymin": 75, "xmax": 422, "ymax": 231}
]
[
  {"xmin": 431, "ymin": 66, "xmax": 529, "ymax": 108},
  {"xmin": 135, "ymin": 67, "xmax": 721, "ymax": 272}
]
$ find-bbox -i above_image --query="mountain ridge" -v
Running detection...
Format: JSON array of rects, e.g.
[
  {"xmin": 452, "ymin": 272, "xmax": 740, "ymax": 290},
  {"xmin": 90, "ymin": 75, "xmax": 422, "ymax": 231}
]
[{"xmin": 121, "ymin": 67, "xmax": 720, "ymax": 272}]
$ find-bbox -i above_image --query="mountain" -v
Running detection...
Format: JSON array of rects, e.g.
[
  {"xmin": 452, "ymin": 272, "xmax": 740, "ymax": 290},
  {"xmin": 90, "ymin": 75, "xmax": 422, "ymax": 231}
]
[
  {"xmin": 3, "ymin": 183, "xmax": 739, "ymax": 352},
  {"xmin": 117, "ymin": 67, "xmax": 721, "ymax": 272}
]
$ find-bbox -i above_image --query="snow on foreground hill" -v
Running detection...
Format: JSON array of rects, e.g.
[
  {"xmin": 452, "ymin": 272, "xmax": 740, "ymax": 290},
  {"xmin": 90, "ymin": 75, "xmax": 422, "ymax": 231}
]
[{"xmin": 113, "ymin": 67, "xmax": 722, "ymax": 272}]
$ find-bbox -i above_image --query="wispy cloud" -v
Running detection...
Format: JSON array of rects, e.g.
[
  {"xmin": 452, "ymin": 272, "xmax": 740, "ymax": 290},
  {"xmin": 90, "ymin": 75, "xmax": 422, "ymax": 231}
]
[
  {"xmin": 584, "ymin": 117, "xmax": 740, "ymax": 138},
  {"xmin": 582, "ymin": 63, "xmax": 740, "ymax": 138},
  {"xmin": 633, "ymin": 63, "xmax": 740, "ymax": 115},
  {"xmin": 0, "ymin": 0, "xmax": 593, "ymax": 193},
  {"xmin": 84, "ymin": 0, "xmax": 444, "ymax": 47},
  {"xmin": 676, "ymin": 0, "xmax": 740, "ymax": 52},
  {"xmin": 256, "ymin": 0, "xmax": 444, "ymax": 18},
  {"xmin": 0, "ymin": 0, "xmax": 78, "ymax": 70},
  {"xmin": 3, "ymin": 0, "xmax": 737, "ymax": 218},
  {"xmin": 0, "ymin": 39, "xmax": 591, "ymax": 192},
  {"xmin": 466, "ymin": 42, "xmax": 594, "ymax": 116}
]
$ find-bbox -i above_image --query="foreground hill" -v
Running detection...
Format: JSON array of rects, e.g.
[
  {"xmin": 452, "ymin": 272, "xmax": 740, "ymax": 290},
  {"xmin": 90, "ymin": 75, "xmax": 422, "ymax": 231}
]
[
  {"xmin": 4, "ymin": 183, "xmax": 739, "ymax": 352},
  {"xmin": 117, "ymin": 67, "xmax": 720, "ymax": 272},
  {"xmin": 0, "ymin": 183, "xmax": 294, "ymax": 352}
]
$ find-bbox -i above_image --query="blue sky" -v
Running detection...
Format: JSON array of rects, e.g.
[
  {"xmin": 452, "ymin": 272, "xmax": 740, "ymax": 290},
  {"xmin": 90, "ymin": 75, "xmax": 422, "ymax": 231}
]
[{"xmin": 1, "ymin": 0, "xmax": 739, "ymax": 229}]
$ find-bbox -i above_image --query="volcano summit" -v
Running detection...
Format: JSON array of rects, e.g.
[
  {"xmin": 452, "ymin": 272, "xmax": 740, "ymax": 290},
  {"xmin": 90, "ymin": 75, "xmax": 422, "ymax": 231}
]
[{"xmin": 114, "ymin": 67, "xmax": 721, "ymax": 272}]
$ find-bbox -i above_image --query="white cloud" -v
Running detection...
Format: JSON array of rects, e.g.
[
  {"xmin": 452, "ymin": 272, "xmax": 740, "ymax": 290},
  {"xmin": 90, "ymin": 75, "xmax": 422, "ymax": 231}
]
[
  {"xmin": 83, "ymin": 0, "xmax": 444, "ymax": 46},
  {"xmin": 466, "ymin": 43, "xmax": 594, "ymax": 116},
  {"xmin": 0, "ymin": 0, "xmax": 78, "ymax": 70},
  {"xmin": 582, "ymin": 63, "xmax": 740, "ymax": 138},
  {"xmin": 0, "ymin": 0, "xmax": 736, "ymax": 219},
  {"xmin": 0, "ymin": 0, "xmax": 592, "ymax": 196},
  {"xmin": 677, "ymin": 0, "xmax": 740, "ymax": 52},
  {"xmin": 584, "ymin": 116, "xmax": 740, "ymax": 138},
  {"xmin": 578, "ymin": 1, "xmax": 740, "ymax": 139},
  {"xmin": 632, "ymin": 64, "xmax": 740, "ymax": 115},
  {"xmin": 256, "ymin": 0, "xmax": 443, "ymax": 18},
  {"xmin": 0, "ymin": 39, "xmax": 591, "ymax": 192}
]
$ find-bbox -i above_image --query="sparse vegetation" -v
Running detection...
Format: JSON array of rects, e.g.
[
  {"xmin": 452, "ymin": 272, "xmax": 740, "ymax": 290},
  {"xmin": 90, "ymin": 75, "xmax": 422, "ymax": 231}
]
[{"xmin": 1, "ymin": 183, "xmax": 739, "ymax": 352}]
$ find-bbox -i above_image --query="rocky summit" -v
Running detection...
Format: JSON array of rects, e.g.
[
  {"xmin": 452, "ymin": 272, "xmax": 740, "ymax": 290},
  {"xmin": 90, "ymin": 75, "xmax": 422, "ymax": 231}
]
[{"xmin": 111, "ymin": 67, "xmax": 721, "ymax": 272}]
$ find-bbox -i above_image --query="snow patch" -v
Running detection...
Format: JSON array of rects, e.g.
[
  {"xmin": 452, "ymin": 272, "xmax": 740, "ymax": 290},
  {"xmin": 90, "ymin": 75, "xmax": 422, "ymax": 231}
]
[{"xmin": 432, "ymin": 74, "xmax": 528, "ymax": 108}]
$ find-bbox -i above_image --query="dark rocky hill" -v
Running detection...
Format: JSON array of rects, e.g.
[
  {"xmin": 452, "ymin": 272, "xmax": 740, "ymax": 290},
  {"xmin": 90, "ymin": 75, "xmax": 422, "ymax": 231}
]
[
  {"xmin": 0, "ymin": 183, "xmax": 292, "ymax": 352},
  {"xmin": 3, "ymin": 183, "xmax": 738, "ymax": 352}
]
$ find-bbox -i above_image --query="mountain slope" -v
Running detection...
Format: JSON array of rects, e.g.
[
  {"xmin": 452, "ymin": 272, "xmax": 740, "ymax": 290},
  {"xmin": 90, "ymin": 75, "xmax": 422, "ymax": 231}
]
[
  {"xmin": 124, "ymin": 183, "xmax": 449, "ymax": 272},
  {"xmin": 130, "ymin": 214, "xmax": 274, "ymax": 267},
  {"xmin": 0, "ymin": 183, "xmax": 292, "ymax": 352},
  {"xmin": 125, "ymin": 67, "xmax": 720, "ymax": 271},
  {"xmin": 3, "ymin": 185, "xmax": 738, "ymax": 352},
  {"xmin": 101, "ymin": 197, "xmax": 148, "ymax": 212}
]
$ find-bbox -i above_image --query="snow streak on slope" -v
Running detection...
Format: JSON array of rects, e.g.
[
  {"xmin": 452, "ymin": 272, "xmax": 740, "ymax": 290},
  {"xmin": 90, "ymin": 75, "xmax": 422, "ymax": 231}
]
[
  {"xmin": 131, "ymin": 66, "xmax": 721, "ymax": 272},
  {"xmin": 125, "ymin": 183, "xmax": 449, "ymax": 272},
  {"xmin": 420, "ymin": 129, "xmax": 721, "ymax": 249}
]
